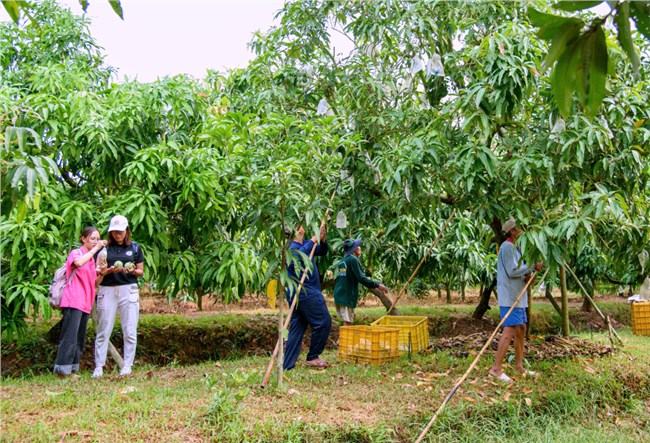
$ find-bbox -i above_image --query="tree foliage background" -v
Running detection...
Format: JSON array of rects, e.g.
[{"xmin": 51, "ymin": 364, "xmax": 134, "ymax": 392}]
[{"xmin": 1, "ymin": 0, "xmax": 649, "ymax": 337}]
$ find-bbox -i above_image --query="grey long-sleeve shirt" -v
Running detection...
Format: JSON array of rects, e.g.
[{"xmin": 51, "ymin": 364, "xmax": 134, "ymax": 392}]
[{"xmin": 496, "ymin": 240, "xmax": 532, "ymax": 308}]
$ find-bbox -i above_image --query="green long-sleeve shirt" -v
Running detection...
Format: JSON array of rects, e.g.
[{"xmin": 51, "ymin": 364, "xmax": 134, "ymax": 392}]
[{"xmin": 333, "ymin": 255, "xmax": 379, "ymax": 308}]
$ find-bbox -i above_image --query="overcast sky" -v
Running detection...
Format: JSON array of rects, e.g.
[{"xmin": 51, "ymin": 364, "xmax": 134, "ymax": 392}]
[
  {"xmin": 1, "ymin": 1, "xmax": 285, "ymax": 82},
  {"xmin": 2, "ymin": 1, "xmax": 613, "ymax": 83}
]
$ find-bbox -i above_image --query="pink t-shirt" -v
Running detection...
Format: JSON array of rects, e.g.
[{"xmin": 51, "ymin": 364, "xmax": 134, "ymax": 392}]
[{"xmin": 60, "ymin": 247, "xmax": 97, "ymax": 314}]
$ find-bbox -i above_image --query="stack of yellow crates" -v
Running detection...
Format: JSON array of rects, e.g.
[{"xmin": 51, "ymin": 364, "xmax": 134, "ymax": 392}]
[
  {"xmin": 631, "ymin": 301, "xmax": 650, "ymax": 336},
  {"xmin": 370, "ymin": 315, "xmax": 429, "ymax": 355},
  {"xmin": 338, "ymin": 326, "xmax": 400, "ymax": 365}
]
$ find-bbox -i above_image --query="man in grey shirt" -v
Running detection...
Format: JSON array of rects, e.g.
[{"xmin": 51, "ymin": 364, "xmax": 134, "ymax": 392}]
[{"xmin": 489, "ymin": 217, "xmax": 543, "ymax": 383}]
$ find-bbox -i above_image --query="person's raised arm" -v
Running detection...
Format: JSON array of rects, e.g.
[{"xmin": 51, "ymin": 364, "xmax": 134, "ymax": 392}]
[
  {"xmin": 314, "ymin": 224, "xmax": 328, "ymax": 256},
  {"xmin": 349, "ymin": 257, "xmax": 379, "ymax": 289},
  {"xmin": 72, "ymin": 240, "xmax": 107, "ymax": 268}
]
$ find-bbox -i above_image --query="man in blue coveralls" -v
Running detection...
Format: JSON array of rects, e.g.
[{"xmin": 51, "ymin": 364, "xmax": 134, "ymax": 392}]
[{"xmin": 284, "ymin": 224, "xmax": 331, "ymax": 370}]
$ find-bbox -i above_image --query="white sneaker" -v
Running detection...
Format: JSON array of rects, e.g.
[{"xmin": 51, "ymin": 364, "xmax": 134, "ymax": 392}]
[
  {"xmin": 91, "ymin": 367, "xmax": 103, "ymax": 379},
  {"xmin": 119, "ymin": 366, "xmax": 132, "ymax": 376}
]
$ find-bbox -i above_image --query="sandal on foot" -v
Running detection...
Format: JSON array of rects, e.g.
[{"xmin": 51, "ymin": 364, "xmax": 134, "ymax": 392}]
[
  {"xmin": 305, "ymin": 358, "xmax": 329, "ymax": 368},
  {"xmin": 489, "ymin": 372, "xmax": 512, "ymax": 383}
]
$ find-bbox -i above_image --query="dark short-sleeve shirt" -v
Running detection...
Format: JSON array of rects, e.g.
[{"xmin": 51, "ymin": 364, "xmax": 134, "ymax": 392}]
[{"xmin": 99, "ymin": 242, "xmax": 144, "ymax": 287}]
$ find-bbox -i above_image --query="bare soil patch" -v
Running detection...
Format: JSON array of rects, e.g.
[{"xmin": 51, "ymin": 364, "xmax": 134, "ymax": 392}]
[{"xmin": 139, "ymin": 287, "xmax": 628, "ymax": 316}]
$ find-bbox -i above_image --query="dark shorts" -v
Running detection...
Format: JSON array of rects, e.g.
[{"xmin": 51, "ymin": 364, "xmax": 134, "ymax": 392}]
[{"xmin": 499, "ymin": 307, "xmax": 527, "ymax": 327}]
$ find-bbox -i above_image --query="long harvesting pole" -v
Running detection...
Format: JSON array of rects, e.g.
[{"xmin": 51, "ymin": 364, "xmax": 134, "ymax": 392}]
[
  {"xmin": 414, "ymin": 268, "xmax": 549, "ymax": 443},
  {"xmin": 386, "ymin": 209, "xmax": 457, "ymax": 315}
]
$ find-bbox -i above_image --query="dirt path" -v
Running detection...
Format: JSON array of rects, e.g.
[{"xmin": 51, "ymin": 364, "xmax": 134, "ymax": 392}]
[{"xmin": 139, "ymin": 287, "xmax": 628, "ymax": 316}]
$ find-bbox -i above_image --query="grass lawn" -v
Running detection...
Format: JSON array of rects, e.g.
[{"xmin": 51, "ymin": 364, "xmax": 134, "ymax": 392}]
[{"xmin": 2, "ymin": 326, "xmax": 649, "ymax": 442}]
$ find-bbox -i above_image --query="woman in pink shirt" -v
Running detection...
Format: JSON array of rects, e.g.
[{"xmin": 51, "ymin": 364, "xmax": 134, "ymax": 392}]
[{"xmin": 53, "ymin": 226, "xmax": 107, "ymax": 378}]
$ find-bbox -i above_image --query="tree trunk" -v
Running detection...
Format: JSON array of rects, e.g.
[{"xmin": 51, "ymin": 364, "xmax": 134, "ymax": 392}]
[
  {"xmin": 472, "ymin": 277, "xmax": 496, "ymax": 319},
  {"xmin": 369, "ymin": 287, "xmax": 402, "ymax": 316},
  {"xmin": 323, "ymin": 279, "xmax": 401, "ymax": 315},
  {"xmin": 545, "ymin": 284, "xmax": 562, "ymax": 317},
  {"xmin": 560, "ymin": 265, "xmax": 570, "ymax": 337},
  {"xmin": 581, "ymin": 277, "xmax": 594, "ymax": 312},
  {"xmin": 436, "ymin": 284, "xmax": 441, "ymax": 299},
  {"xmin": 196, "ymin": 287, "xmax": 204, "ymax": 311},
  {"xmin": 445, "ymin": 282, "xmax": 451, "ymax": 304},
  {"xmin": 321, "ymin": 279, "xmax": 335, "ymax": 291},
  {"xmin": 473, "ymin": 215, "xmax": 506, "ymax": 319},
  {"xmin": 460, "ymin": 279, "xmax": 466, "ymax": 302}
]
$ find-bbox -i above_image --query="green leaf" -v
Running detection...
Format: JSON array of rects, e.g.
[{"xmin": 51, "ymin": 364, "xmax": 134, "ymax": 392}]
[
  {"xmin": 630, "ymin": 1, "xmax": 650, "ymax": 40},
  {"xmin": 554, "ymin": 1, "xmax": 604, "ymax": 12},
  {"xmin": 281, "ymin": 328, "xmax": 289, "ymax": 340},
  {"xmin": 542, "ymin": 21, "xmax": 581, "ymax": 71},
  {"xmin": 108, "ymin": 0, "xmax": 124, "ymax": 20},
  {"xmin": 615, "ymin": 3, "xmax": 640, "ymax": 77},
  {"xmin": 582, "ymin": 27, "xmax": 608, "ymax": 117},
  {"xmin": 79, "ymin": 0, "xmax": 89, "ymax": 12},
  {"xmin": 536, "ymin": 16, "xmax": 583, "ymax": 40},
  {"xmin": 3, "ymin": 0, "xmax": 20, "ymax": 23},
  {"xmin": 528, "ymin": 8, "xmax": 560, "ymax": 27},
  {"xmin": 552, "ymin": 36, "xmax": 583, "ymax": 118}
]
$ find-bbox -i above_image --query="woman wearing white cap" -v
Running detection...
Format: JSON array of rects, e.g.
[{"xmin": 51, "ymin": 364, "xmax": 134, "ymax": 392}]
[{"xmin": 92, "ymin": 215, "xmax": 144, "ymax": 378}]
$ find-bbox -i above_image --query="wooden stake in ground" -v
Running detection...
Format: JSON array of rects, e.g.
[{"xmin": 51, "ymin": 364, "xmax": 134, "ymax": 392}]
[
  {"xmin": 386, "ymin": 209, "xmax": 457, "ymax": 315},
  {"xmin": 261, "ymin": 187, "xmax": 339, "ymax": 388},
  {"xmin": 565, "ymin": 264, "xmax": 623, "ymax": 346},
  {"xmin": 414, "ymin": 269, "xmax": 548, "ymax": 443}
]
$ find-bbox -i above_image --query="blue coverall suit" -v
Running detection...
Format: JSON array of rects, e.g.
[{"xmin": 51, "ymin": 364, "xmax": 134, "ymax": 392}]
[{"xmin": 283, "ymin": 238, "xmax": 332, "ymax": 370}]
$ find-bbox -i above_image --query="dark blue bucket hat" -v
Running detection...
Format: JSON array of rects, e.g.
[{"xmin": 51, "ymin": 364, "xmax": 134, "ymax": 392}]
[{"xmin": 342, "ymin": 238, "xmax": 362, "ymax": 257}]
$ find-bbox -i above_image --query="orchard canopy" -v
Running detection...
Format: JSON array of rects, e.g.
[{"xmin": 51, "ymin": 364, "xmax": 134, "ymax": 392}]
[{"xmin": 1, "ymin": 0, "xmax": 649, "ymax": 337}]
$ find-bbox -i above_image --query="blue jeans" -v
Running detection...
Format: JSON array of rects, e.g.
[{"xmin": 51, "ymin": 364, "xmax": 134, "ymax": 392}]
[{"xmin": 283, "ymin": 295, "xmax": 332, "ymax": 370}]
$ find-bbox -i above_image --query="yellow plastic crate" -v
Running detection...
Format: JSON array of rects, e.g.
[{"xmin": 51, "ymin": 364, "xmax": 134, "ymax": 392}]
[
  {"xmin": 631, "ymin": 301, "xmax": 650, "ymax": 336},
  {"xmin": 338, "ymin": 326, "xmax": 400, "ymax": 365},
  {"xmin": 370, "ymin": 315, "xmax": 429, "ymax": 354}
]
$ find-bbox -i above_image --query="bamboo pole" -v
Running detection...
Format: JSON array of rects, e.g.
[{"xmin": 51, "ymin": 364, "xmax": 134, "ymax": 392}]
[
  {"xmin": 277, "ymin": 282, "xmax": 284, "ymax": 389},
  {"xmin": 565, "ymin": 264, "xmax": 623, "ymax": 346},
  {"xmin": 414, "ymin": 269, "xmax": 548, "ymax": 443},
  {"xmin": 260, "ymin": 187, "xmax": 338, "ymax": 388},
  {"xmin": 526, "ymin": 288, "xmax": 532, "ymax": 339},
  {"xmin": 386, "ymin": 209, "xmax": 457, "ymax": 315}
]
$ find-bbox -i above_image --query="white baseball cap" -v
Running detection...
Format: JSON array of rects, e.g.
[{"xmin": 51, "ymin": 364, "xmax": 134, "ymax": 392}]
[
  {"xmin": 502, "ymin": 217, "xmax": 516, "ymax": 233},
  {"xmin": 108, "ymin": 215, "xmax": 129, "ymax": 232}
]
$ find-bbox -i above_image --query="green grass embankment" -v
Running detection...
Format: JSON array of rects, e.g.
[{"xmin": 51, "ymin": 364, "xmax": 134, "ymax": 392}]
[{"xmin": 1, "ymin": 302, "xmax": 632, "ymax": 378}]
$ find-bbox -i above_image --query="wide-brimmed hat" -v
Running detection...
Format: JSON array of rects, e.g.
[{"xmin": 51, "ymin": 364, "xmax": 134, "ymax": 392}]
[
  {"xmin": 502, "ymin": 217, "xmax": 516, "ymax": 233},
  {"xmin": 108, "ymin": 215, "xmax": 129, "ymax": 232},
  {"xmin": 342, "ymin": 238, "xmax": 362, "ymax": 257}
]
